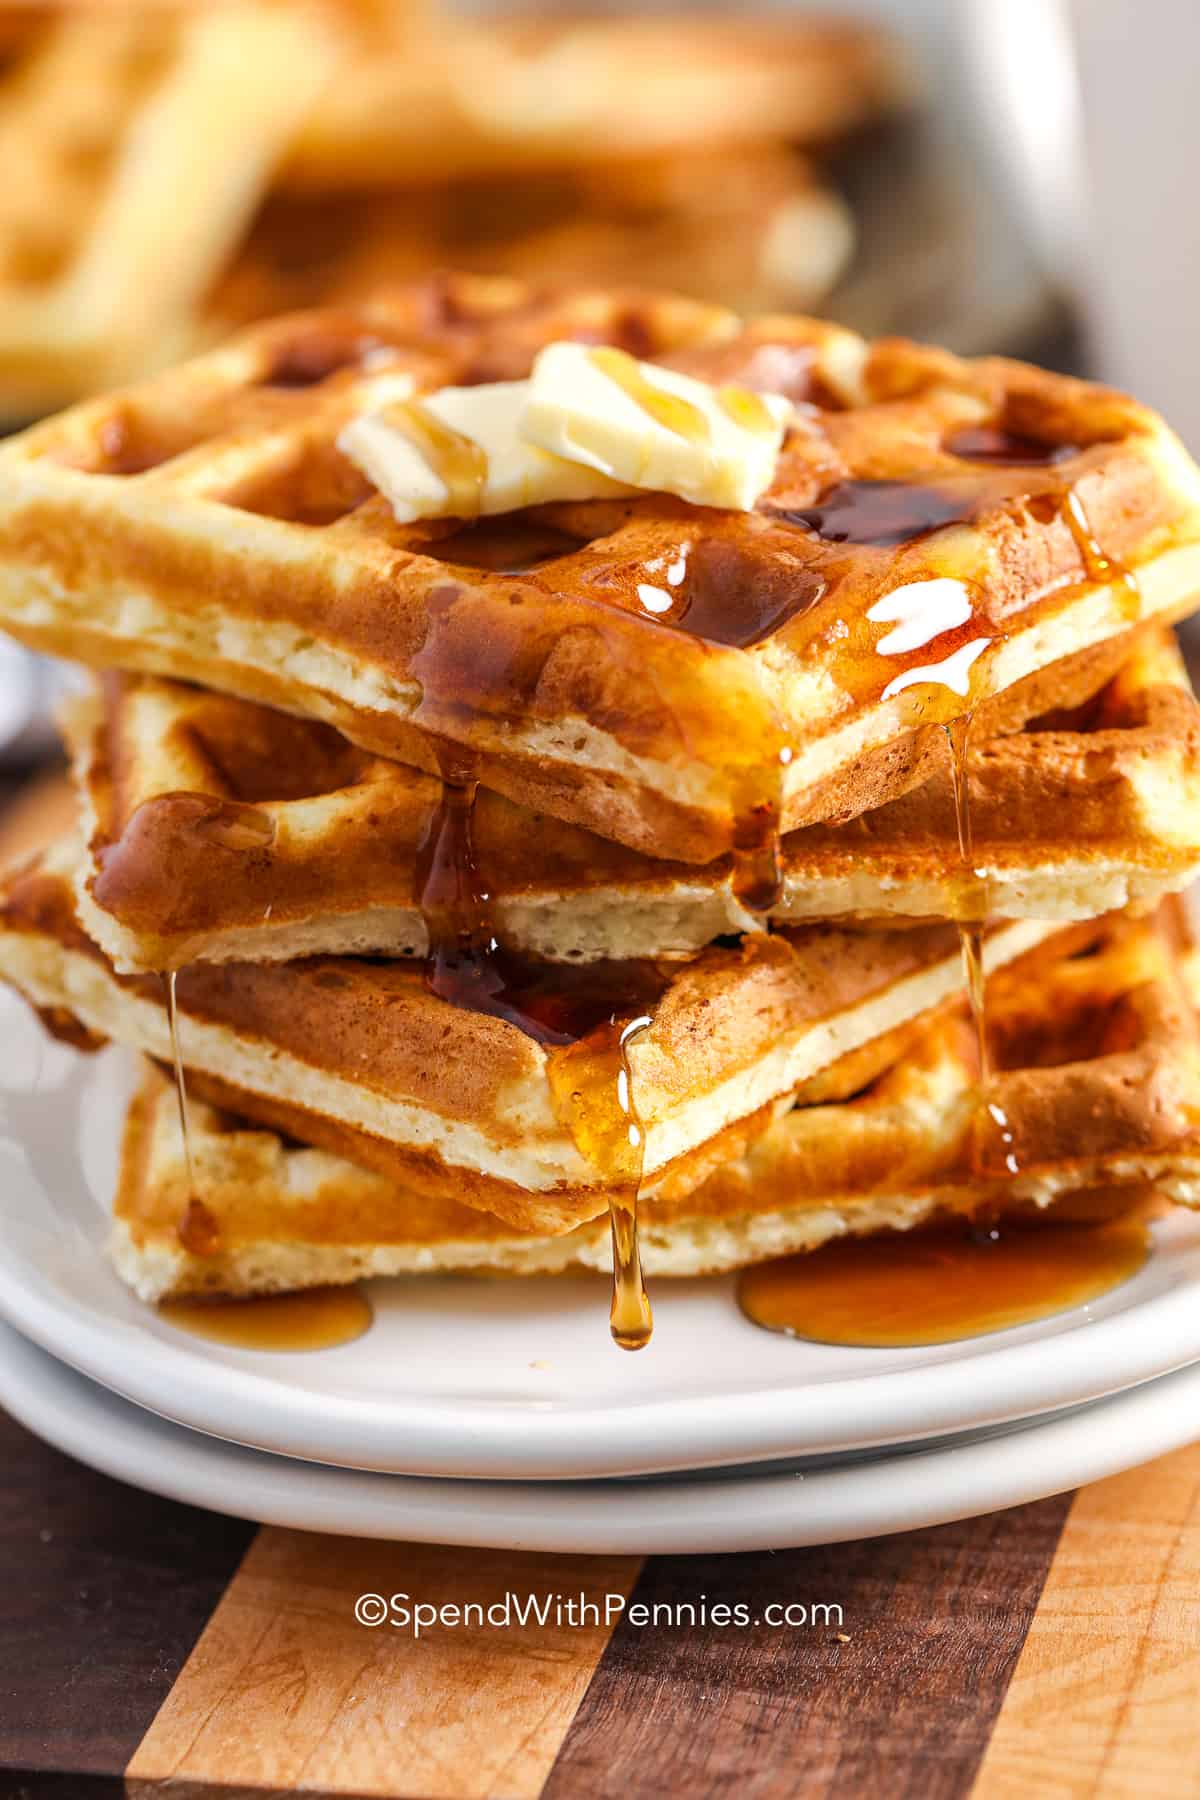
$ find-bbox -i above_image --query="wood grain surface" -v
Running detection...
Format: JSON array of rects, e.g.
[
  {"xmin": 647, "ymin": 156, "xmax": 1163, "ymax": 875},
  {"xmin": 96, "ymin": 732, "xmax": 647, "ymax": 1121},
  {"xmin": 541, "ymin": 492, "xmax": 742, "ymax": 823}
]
[
  {"xmin": 128, "ymin": 1534, "xmax": 641, "ymax": 1799},
  {"xmin": 4, "ymin": 1393, "xmax": 1199, "ymax": 1800}
]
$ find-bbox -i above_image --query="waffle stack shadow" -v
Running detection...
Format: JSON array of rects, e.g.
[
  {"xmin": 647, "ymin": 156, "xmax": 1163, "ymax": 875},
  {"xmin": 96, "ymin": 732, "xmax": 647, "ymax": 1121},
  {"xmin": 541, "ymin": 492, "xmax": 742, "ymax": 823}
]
[{"xmin": 2, "ymin": 276, "xmax": 1200, "ymax": 1330}]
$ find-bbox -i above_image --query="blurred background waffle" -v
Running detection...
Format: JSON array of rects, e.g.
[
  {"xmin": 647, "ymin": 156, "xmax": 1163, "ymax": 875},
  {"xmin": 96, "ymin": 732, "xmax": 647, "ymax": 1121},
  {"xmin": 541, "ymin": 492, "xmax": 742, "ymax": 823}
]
[
  {"xmin": 0, "ymin": 0, "xmax": 1195, "ymax": 766},
  {"xmin": 0, "ymin": 0, "xmax": 910, "ymax": 426}
]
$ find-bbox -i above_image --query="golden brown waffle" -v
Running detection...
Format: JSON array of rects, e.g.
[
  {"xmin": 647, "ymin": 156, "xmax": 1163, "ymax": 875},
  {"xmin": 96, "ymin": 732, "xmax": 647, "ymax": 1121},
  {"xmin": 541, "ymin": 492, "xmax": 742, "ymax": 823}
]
[
  {"xmin": 2, "ymin": 277, "xmax": 1199, "ymax": 868},
  {"xmin": 0, "ymin": 3, "xmax": 333, "ymax": 417},
  {"xmin": 286, "ymin": 15, "xmax": 909, "ymax": 190},
  {"xmin": 0, "ymin": 840, "xmax": 1064, "ymax": 1233},
  {"xmin": 108, "ymin": 910, "xmax": 1200, "ymax": 1301},
  {"xmin": 66, "ymin": 629, "xmax": 1200, "ymax": 973},
  {"xmin": 207, "ymin": 149, "xmax": 855, "ymax": 336}
]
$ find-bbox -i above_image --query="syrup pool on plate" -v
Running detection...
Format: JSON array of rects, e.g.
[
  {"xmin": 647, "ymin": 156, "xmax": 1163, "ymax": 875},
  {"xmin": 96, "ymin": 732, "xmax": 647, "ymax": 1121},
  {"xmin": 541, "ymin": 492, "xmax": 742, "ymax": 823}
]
[{"xmin": 738, "ymin": 1210, "xmax": 1151, "ymax": 1348}]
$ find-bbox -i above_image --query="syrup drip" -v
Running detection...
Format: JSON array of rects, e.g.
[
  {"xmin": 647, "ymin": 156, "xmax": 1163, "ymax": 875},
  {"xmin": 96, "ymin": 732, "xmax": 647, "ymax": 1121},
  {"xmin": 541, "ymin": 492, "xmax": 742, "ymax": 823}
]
[
  {"xmin": 715, "ymin": 384, "xmax": 780, "ymax": 439},
  {"xmin": 548, "ymin": 1015, "xmax": 654, "ymax": 1351},
  {"xmin": 943, "ymin": 714, "xmax": 991, "ymax": 1085},
  {"xmin": 943, "ymin": 710, "xmax": 1019, "ymax": 1177},
  {"xmin": 160, "ymin": 1284, "xmax": 373, "ymax": 1351},
  {"xmin": 730, "ymin": 782, "xmax": 786, "ymax": 912},
  {"xmin": 384, "ymin": 398, "xmax": 488, "ymax": 518},
  {"xmin": 737, "ymin": 1211, "xmax": 1150, "ymax": 1348},
  {"xmin": 415, "ymin": 750, "xmax": 661, "ymax": 1349},
  {"xmin": 1059, "ymin": 488, "xmax": 1142, "ymax": 622},
  {"xmin": 162, "ymin": 971, "xmax": 221, "ymax": 1258},
  {"xmin": 942, "ymin": 430, "xmax": 1141, "ymax": 620},
  {"xmin": 588, "ymin": 345, "xmax": 710, "ymax": 444}
]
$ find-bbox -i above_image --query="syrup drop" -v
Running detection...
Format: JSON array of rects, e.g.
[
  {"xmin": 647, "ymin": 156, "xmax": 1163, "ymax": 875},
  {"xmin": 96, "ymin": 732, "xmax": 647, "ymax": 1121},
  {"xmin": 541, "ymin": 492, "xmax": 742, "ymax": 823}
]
[{"xmin": 177, "ymin": 1196, "xmax": 222, "ymax": 1259}]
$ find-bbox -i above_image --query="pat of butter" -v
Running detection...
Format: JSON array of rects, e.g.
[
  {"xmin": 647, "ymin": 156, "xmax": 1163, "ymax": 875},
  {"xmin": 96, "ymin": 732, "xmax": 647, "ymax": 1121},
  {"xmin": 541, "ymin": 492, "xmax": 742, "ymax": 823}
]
[
  {"xmin": 521, "ymin": 343, "xmax": 792, "ymax": 512},
  {"xmin": 337, "ymin": 380, "xmax": 633, "ymax": 524}
]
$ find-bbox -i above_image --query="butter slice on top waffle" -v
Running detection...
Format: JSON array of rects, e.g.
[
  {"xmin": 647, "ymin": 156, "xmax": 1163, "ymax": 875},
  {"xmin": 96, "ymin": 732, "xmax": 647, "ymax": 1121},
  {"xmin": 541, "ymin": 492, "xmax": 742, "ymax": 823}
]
[
  {"xmin": 1, "ymin": 277, "xmax": 1199, "ymax": 867},
  {"xmin": 0, "ymin": 840, "xmax": 1065, "ymax": 1234},
  {"xmin": 0, "ymin": 4, "xmax": 333, "ymax": 417},
  {"xmin": 108, "ymin": 910, "xmax": 1200, "ymax": 1302},
  {"xmin": 64, "ymin": 629, "xmax": 1200, "ymax": 974}
]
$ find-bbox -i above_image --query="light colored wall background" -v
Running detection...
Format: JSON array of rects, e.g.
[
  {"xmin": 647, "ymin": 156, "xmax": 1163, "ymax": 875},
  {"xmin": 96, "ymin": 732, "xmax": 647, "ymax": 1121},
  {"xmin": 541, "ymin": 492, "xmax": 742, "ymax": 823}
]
[{"xmin": 1070, "ymin": 0, "xmax": 1200, "ymax": 446}]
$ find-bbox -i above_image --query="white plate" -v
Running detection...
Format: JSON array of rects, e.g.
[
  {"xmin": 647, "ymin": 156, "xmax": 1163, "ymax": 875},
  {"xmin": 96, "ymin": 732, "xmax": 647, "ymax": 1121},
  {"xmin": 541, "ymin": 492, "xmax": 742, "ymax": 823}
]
[
  {"xmin": 6, "ymin": 1321, "xmax": 1200, "ymax": 1552},
  {"xmin": 5, "ymin": 990, "xmax": 1200, "ymax": 1480}
]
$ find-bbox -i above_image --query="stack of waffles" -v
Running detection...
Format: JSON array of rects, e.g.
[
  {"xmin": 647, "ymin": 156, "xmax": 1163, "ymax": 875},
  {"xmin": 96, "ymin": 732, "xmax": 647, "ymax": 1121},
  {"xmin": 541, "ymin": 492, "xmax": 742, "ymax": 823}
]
[
  {"xmin": 0, "ymin": 2, "xmax": 905, "ymax": 419},
  {"xmin": 2, "ymin": 275, "xmax": 1200, "ymax": 1348}
]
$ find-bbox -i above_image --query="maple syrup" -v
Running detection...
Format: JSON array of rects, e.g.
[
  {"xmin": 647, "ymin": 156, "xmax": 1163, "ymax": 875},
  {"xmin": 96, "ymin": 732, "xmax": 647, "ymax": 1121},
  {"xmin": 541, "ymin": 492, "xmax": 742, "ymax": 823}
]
[
  {"xmin": 161, "ymin": 970, "xmax": 225, "ymax": 1259},
  {"xmin": 177, "ymin": 1195, "xmax": 222, "ymax": 1259},
  {"xmin": 626, "ymin": 535, "xmax": 827, "ymax": 650},
  {"xmin": 945, "ymin": 426, "xmax": 1141, "ymax": 619},
  {"xmin": 1059, "ymin": 488, "xmax": 1142, "ymax": 622},
  {"xmin": 384, "ymin": 398, "xmax": 488, "ymax": 517},
  {"xmin": 588, "ymin": 345, "xmax": 710, "ymax": 446},
  {"xmin": 159, "ymin": 969, "xmax": 220, "ymax": 1259},
  {"xmin": 780, "ymin": 479, "xmax": 986, "ymax": 547},
  {"xmin": 943, "ymin": 714, "xmax": 992, "ymax": 1083},
  {"xmin": 738, "ymin": 1211, "xmax": 1149, "ymax": 1348},
  {"xmin": 716, "ymin": 383, "xmax": 781, "ymax": 439},
  {"xmin": 943, "ymin": 424, "xmax": 1078, "ymax": 467},
  {"xmin": 160, "ymin": 1284, "xmax": 373, "ymax": 1351},
  {"xmin": 415, "ymin": 749, "xmax": 662, "ymax": 1348},
  {"xmin": 547, "ymin": 1013, "xmax": 655, "ymax": 1351},
  {"xmin": 431, "ymin": 517, "xmax": 584, "ymax": 574}
]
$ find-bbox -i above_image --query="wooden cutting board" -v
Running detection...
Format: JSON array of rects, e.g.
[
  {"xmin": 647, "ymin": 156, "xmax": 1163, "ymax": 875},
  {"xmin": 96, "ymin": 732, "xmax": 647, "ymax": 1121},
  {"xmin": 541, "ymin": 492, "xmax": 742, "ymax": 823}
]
[{"xmin": 1, "ymin": 1399, "xmax": 1199, "ymax": 1798}]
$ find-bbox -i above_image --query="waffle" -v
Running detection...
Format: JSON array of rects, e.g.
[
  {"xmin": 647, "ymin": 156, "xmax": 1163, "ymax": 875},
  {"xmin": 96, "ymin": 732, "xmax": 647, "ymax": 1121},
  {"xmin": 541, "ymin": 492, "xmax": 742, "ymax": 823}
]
[
  {"xmin": 109, "ymin": 909, "xmax": 1200, "ymax": 1301},
  {"xmin": 2, "ymin": 280, "xmax": 1199, "ymax": 869},
  {"xmin": 66, "ymin": 629, "xmax": 1200, "ymax": 974},
  {"xmin": 206, "ymin": 149, "xmax": 855, "ymax": 337},
  {"xmin": 0, "ymin": 4, "xmax": 333, "ymax": 417},
  {"xmin": 286, "ymin": 15, "xmax": 909, "ymax": 190},
  {"xmin": 0, "ymin": 840, "xmax": 1064, "ymax": 1233}
]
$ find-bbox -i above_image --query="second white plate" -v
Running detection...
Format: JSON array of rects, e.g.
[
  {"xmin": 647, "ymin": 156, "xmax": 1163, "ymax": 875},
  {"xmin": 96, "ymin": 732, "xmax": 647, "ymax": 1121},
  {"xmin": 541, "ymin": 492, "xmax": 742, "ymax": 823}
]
[
  {"xmin": 4, "ymin": 992, "xmax": 1200, "ymax": 1480},
  {"xmin": 6, "ymin": 1322, "xmax": 1200, "ymax": 1553}
]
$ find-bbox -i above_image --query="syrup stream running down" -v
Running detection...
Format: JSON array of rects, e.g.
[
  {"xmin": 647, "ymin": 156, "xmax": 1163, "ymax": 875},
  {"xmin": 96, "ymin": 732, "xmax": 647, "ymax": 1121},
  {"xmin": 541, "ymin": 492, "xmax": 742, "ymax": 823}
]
[
  {"xmin": 588, "ymin": 346, "xmax": 711, "ymax": 447},
  {"xmin": 416, "ymin": 749, "xmax": 658, "ymax": 1349},
  {"xmin": 384, "ymin": 397, "xmax": 488, "ymax": 519},
  {"xmin": 944, "ymin": 700, "xmax": 1019, "ymax": 1176},
  {"xmin": 587, "ymin": 344, "xmax": 782, "ymax": 447},
  {"xmin": 784, "ymin": 454, "xmax": 1146, "ymax": 1192},
  {"xmin": 163, "ymin": 971, "xmax": 221, "ymax": 1259},
  {"xmin": 943, "ymin": 714, "xmax": 990, "ymax": 1087},
  {"xmin": 1059, "ymin": 487, "xmax": 1143, "ymax": 622}
]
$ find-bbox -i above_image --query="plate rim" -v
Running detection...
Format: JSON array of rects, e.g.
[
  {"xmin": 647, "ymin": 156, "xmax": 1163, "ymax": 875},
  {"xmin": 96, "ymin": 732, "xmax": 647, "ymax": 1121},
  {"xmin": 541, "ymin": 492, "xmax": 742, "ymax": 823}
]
[
  {"xmin": 6, "ymin": 1011, "xmax": 1200, "ymax": 1481},
  {"xmin": 3, "ymin": 1221, "xmax": 1200, "ymax": 1478},
  {"xmin": 5, "ymin": 1320, "xmax": 1200, "ymax": 1554}
]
